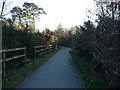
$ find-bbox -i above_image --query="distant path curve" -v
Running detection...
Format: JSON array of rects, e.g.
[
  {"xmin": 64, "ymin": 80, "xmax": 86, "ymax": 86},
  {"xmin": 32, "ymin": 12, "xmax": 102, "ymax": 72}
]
[{"xmin": 17, "ymin": 48, "xmax": 85, "ymax": 88}]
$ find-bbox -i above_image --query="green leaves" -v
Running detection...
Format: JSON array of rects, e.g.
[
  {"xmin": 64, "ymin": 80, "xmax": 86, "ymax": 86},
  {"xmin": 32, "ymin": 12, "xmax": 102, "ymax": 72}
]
[{"xmin": 10, "ymin": 2, "xmax": 46, "ymax": 30}]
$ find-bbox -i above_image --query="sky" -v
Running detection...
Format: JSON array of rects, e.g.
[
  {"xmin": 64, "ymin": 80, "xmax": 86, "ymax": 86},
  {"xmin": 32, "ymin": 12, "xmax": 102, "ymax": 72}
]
[{"xmin": 0, "ymin": 0, "xmax": 96, "ymax": 31}]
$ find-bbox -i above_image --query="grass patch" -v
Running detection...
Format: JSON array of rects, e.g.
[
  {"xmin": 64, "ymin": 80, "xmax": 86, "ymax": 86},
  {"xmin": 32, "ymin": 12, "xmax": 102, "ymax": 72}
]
[
  {"xmin": 3, "ymin": 48, "xmax": 60, "ymax": 88},
  {"xmin": 69, "ymin": 50, "xmax": 107, "ymax": 89}
]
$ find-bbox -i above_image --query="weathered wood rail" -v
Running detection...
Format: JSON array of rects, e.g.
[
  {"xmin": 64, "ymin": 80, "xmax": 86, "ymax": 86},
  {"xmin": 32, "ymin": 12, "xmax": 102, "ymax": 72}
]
[
  {"xmin": 1, "ymin": 45, "xmax": 55, "ymax": 78},
  {"xmin": 0, "ymin": 47, "xmax": 26, "ymax": 77},
  {"xmin": 34, "ymin": 45, "xmax": 54, "ymax": 60}
]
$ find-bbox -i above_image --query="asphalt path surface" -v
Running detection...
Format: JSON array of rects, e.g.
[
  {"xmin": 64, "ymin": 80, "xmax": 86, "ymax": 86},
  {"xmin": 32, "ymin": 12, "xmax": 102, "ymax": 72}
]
[{"xmin": 16, "ymin": 48, "xmax": 85, "ymax": 88}]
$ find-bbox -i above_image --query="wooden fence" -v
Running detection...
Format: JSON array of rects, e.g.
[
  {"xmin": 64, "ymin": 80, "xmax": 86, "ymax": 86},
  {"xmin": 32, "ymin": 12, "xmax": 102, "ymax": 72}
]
[
  {"xmin": 1, "ymin": 45, "xmax": 54, "ymax": 78},
  {"xmin": 34, "ymin": 45, "xmax": 54, "ymax": 60},
  {"xmin": 0, "ymin": 47, "xmax": 26, "ymax": 77}
]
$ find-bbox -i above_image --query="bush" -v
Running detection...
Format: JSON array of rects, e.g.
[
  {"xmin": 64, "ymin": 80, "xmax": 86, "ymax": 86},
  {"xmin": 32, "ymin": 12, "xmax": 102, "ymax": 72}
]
[{"xmin": 2, "ymin": 22, "xmax": 47, "ymax": 59}]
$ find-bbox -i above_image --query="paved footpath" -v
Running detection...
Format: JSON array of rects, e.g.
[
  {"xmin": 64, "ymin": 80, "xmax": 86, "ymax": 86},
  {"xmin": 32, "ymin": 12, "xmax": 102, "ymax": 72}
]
[{"xmin": 17, "ymin": 48, "xmax": 85, "ymax": 88}]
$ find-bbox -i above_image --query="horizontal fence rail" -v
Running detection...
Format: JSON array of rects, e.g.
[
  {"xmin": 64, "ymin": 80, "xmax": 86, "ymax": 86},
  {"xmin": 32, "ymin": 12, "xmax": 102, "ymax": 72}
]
[
  {"xmin": 34, "ymin": 45, "xmax": 54, "ymax": 60},
  {"xmin": 1, "ymin": 47, "xmax": 26, "ymax": 77},
  {"xmin": 1, "ymin": 45, "xmax": 56, "ymax": 78},
  {"xmin": 0, "ymin": 47, "xmax": 26, "ymax": 53}
]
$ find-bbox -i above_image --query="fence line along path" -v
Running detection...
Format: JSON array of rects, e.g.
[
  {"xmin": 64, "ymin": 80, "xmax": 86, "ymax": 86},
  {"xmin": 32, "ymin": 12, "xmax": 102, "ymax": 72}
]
[
  {"xmin": 1, "ymin": 45, "xmax": 54, "ymax": 78},
  {"xmin": 0, "ymin": 47, "xmax": 26, "ymax": 77},
  {"xmin": 34, "ymin": 45, "xmax": 54, "ymax": 60}
]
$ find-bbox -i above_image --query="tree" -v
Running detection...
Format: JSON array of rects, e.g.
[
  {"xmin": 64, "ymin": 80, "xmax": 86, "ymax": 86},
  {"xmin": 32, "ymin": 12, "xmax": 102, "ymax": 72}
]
[
  {"xmin": 54, "ymin": 23, "xmax": 72, "ymax": 47},
  {"xmin": 22, "ymin": 2, "xmax": 46, "ymax": 30},
  {"xmin": 0, "ymin": 0, "xmax": 12, "ymax": 20},
  {"xmin": 10, "ymin": 2, "xmax": 46, "ymax": 31},
  {"xmin": 71, "ymin": 1, "xmax": 120, "ymax": 87},
  {"xmin": 42, "ymin": 28, "xmax": 58, "ymax": 45},
  {"xmin": 49, "ymin": 35, "xmax": 58, "ymax": 45},
  {"xmin": 10, "ymin": 7, "xmax": 23, "ymax": 27}
]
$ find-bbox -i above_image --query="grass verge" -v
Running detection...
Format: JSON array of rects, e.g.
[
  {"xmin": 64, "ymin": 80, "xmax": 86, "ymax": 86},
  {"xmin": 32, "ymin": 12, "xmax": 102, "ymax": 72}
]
[
  {"xmin": 3, "ymin": 48, "xmax": 60, "ymax": 88},
  {"xmin": 69, "ymin": 50, "xmax": 107, "ymax": 89}
]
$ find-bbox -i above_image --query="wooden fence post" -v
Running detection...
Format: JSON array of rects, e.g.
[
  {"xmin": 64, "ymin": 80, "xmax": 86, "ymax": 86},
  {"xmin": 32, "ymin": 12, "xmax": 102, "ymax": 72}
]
[
  {"xmin": 45, "ymin": 46, "xmax": 47, "ymax": 54},
  {"xmin": 34, "ymin": 47, "xmax": 36, "ymax": 61},
  {"xmin": 47, "ymin": 46, "xmax": 49, "ymax": 53},
  {"xmin": 24, "ymin": 48, "xmax": 26, "ymax": 66},
  {"xmin": 55, "ymin": 45, "xmax": 57, "ymax": 50},
  {"xmin": 50, "ymin": 45, "xmax": 51, "ymax": 51},
  {"xmin": 3, "ymin": 52, "xmax": 6, "ymax": 78}
]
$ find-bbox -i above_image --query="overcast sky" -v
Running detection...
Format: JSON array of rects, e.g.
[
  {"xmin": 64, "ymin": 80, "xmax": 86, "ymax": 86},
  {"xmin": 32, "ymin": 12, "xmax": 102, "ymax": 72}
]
[{"xmin": 0, "ymin": 0, "xmax": 96, "ymax": 31}]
